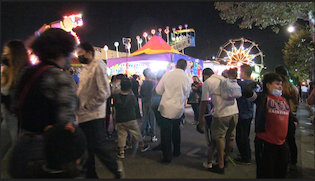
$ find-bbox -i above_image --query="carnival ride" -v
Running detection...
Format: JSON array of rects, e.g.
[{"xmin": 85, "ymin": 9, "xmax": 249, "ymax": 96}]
[
  {"xmin": 215, "ymin": 38, "xmax": 264, "ymax": 78},
  {"xmin": 169, "ymin": 28, "xmax": 196, "ymax": 53},
  {"xmin": 29, "ymin": 14, "xmax": 83, "ymax": 65}
]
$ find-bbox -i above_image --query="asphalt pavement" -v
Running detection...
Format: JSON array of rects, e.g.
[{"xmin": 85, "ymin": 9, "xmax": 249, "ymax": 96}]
[{"xmin": 1, "ymin": 103, "xmax": 314, "ymax": 179}]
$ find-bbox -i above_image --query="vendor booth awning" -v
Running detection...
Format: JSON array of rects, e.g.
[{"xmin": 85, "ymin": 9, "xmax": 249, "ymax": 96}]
[{"xmin": 106, "ymin": 35, "xmax": 203, "ymax": 68}]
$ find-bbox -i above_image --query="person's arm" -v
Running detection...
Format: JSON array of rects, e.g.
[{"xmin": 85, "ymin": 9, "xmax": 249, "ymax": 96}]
[
  {"xmin": 306, "ymin": 88, "xmax": 315, "ymax": 105},
  {"xmin": 155, "ymin": 75, "xmax": 166, "ymax": 95},
  {"xmin": 84, "ymin": 62, "xmax": 111, "ymax": 111},
  {"xmin": 41, "ymin": 68, "xmax": 78, "ymax": 124},
  {"xmin": 196, "ymin": 82, "xmax": 210, "ymax": 133},
  {"xmin": 243, "ymin": 81, "xmax": 259, "ymax": 102}
]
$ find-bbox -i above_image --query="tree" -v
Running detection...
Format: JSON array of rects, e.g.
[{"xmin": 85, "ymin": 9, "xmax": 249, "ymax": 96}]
[
  {"xmin": 214, "ymin": 2, "xmax": 315, "ymax": 79},
  {"xmin": 283, "ymin": 29, "xmax": 313, "ymax": 82}
]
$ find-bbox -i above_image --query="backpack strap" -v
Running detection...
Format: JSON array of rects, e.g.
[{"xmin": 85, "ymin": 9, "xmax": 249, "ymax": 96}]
[{"xmin": 17, "ymin": 65, "xmax": 55, "ymax": 134}]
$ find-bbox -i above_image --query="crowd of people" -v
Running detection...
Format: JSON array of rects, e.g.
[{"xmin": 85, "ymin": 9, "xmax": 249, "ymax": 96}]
[{"xmin": 1, "ymin": 27, "xmax": 314, "ymax": 179}]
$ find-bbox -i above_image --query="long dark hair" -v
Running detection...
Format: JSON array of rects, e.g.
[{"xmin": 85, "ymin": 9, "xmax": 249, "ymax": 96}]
[{"xmin": 1, "ymin": 40, "xmax": 30, "ymax": 89}]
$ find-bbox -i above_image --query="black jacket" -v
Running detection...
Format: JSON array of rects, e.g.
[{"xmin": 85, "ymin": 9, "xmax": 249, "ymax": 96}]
[{"xmin": 243, "ymin": 82, "xmax": 296, "ymax": 136}]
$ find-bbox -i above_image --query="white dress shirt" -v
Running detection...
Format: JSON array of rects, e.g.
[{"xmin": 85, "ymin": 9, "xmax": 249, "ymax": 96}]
[
  {"xmin": 155, "ymin": 68, "xmax": 191, "ymax": 119},
  {"xmin": 76, "ymin": 59, "xmax": 111, "ymax": 123}
]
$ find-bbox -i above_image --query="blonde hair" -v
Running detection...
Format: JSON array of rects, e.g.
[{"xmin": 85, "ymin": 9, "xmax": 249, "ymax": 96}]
[{"xmin": 1, "ymin": 40, "xmax": 30, "ymax": 89}]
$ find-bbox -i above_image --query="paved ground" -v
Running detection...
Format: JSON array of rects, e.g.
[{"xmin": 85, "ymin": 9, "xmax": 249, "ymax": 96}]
[{"xmin": 1, "ymin": 103, "xmax": 314, "ymax": 179}]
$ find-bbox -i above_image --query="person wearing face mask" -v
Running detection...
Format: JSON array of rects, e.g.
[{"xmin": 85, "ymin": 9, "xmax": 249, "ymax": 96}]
[
  {"xmin": 75, "ymin": 42, "xmax": 125, "ymax": 179},
  {"xmin": 242, "ymin": 72, "xmax": 294, "ymax": 178},
  {"xmin": 8, "ymin": 28, "xmax": 80, "ymax": 178},
  {"xmin": 1, "ymin": 40, "xmax": 30, "ymax": 159}
]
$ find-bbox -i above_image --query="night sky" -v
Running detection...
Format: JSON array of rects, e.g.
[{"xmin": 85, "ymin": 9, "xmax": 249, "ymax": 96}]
[{"xmin": 1, "ymin": 2, "xmax": 292, "ymax": 72}]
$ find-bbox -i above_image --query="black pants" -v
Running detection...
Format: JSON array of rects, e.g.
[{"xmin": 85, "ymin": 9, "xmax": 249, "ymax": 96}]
[
  {"xmin": 286, "ymin": 125, "xmax": 297, "ymax": 164},
  {"xmin": 235, "ymin": 118, "xmax": 252, "ymax": 162},
  {"xmin": 255, "ymin": 136, "xmax": 288, "ymax": 178},
  {"xmin": 79, "ymin": 119, "xmax": 119, "ymax": 178},
  {"xmin": 191, "ymin": 103, "xmax": 200, "ymax": 121},
  {"xmin": 160, "ymin": 116, "xmax": 181, "ymax": 163}
]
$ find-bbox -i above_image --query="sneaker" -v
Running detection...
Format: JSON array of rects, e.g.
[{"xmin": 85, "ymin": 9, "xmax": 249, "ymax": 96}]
[
  {"xmin": 151, "ymin": 135, "xmax": 158, "ymax": 142},
  {"xmin": 234, "ymin": 157, "xmax": 251, "ymax": 165},
  {"xmin": 203, "ymin": 161, "xmax": 213, "ymax": 169},
  {"xmin": 141, "ymin": 144, "xmax": 150, "ymax": 152},
  {"xmin": 115, "ymin": 160, "xmax": 125, "ymax": 179},
  {"xmin": 117, "ymin": 151, "xmax": 125, "ymax": 159},
  {"xmin": 208, "ymin": 164, "xmax": 225, "ymax": 174},
  {"xmin": 191, "ymin": 120, "xmax": 199, "ymax": 125}
]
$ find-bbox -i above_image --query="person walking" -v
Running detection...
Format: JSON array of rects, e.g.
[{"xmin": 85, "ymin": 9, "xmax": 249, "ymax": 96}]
[
  {"xmin": 234, "ymin": 64, "xmax": 255, "ymax": 165},
  {"xmin": 301, "ymin": 83, "xmax": 308, "ymax": 103},
  {"xmin": 197, "ymin": 68, "xmax": 239, "ymax": 174},
  {"xmin": 131, "ymin": 74, "xmax": 142, "ymax": 119},
  {"xmin": 8, "ymin": 28, "xmax": 79, "ymax": 178},
  {"xmin": 75, "ymin": 41, "xmax": 124, "ymax": 179},
  {"xmin": 1, "ymin": 40, "xmax": 31, "ymax": 149},
  {"xmin": 113, "ymin": 77, "xmax": 150, "ymax": 159},
  {"xmin": 187, "ymin": 75, "xmax": 203, "ymax": 125},
  {"xmin": 275, "ymin": 65, "xmax": 299, "ymax": 172},
  {"xmin": 151, "ymin": 69, "xmax": 166, "ymax": 151},
  {"xmin": 140, "ymin": 68, "xmax": 158, "ymax": 142},
  {"xmin": 155, "ymin": 59, "xmax": 191, "ymax": 163}
]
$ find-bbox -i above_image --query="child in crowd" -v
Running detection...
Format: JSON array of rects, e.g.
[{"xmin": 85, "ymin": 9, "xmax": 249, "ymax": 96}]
[
  {"xmin": 113, "ymin": 77, "xmax": 150, "ymax": 159},
  {"xmin": 242, "ymin": 72, "xmax": 293, "ymax": 178}
]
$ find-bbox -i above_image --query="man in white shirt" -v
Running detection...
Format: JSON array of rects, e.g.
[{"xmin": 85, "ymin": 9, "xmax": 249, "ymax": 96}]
[
  {"xmin": 197, "ymin": 68, "xmax": 239, "ymax": 174},
  {"xmin": 301, "ymin": 84, "xmax": 308, "ymax": 103},
  {"xmin": 155, "ymin": 59, "xmax": 191, "ymax": 164},
  {"xmin": 75, "ymin": 42, "xmax": 124, "ymax": 179}
]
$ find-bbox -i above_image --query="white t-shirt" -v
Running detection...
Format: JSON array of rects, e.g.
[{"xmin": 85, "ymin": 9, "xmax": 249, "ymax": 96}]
[
  {"xmin": 201, "ymin": 74, "xmax": 239, "ymax": 118},
  {"xmin": 301, "ymin": 85, "xmax": 308, "ymax": 93}
]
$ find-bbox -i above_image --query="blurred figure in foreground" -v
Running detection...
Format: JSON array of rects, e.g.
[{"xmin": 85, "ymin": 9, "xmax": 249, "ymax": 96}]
[
  {"xmin": 1, "ymin": 40, "xmax": 30, "ymax": 151},
  {"xmin": 9, "ymin": 28, "xmax": 79, "ymax": 178}
]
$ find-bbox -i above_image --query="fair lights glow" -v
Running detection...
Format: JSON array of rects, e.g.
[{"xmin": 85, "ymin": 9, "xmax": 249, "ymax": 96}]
[{"xmin": 149, "ymin": 61, "xmax": 169, "ymax": 72}]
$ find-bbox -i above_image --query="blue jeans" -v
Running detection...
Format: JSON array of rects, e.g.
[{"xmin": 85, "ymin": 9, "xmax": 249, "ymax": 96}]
[
  {"xmin": 79, "ymin": 118, "xmax": 119, "ymax": 178},
  {"xmin": 141, "ymin": 102, "xmax": 156, "ymax": 137},
  {"xmin": 191, "ymin": 103, "xmax": 200, "ymax": 121}
]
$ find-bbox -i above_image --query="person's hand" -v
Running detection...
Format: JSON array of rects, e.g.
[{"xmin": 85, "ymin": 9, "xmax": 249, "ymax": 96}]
[{"xmin": 196, "ymin": 122, "xmax": 204, "ymax": 134}]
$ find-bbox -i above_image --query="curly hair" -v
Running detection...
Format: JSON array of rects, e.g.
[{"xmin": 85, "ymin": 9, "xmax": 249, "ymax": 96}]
[
  {"xmin": 30, "ymin": 28, "xmax": 77, "ymax": 62},
  {"xmin": 1, "ymin": 40, "xmax": 30, "ymax": 89}
]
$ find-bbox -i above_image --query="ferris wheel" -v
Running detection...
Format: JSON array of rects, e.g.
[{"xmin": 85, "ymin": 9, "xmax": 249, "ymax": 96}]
[{"xmin": 215, "ymin": 38, "xmax": 264, "ymax": 69}]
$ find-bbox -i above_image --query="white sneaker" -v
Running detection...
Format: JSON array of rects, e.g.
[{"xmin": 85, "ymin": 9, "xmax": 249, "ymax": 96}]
[
  {"xmin": 203, "ymin": 161, "xmax": 213, "ymax": 169},
  {"xmin": 151, "ymin": 135, "xmax": 158, "ymax": 142}
]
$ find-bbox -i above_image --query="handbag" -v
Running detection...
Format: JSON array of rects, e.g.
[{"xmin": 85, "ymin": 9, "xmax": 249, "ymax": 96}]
[{"xmin": 9, "ymin": 65, "xmax": 54, "ymax": 178}]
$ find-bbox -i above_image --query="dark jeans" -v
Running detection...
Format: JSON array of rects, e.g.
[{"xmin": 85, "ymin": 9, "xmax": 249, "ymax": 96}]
[
  {"xmin": 191, "ymin": 103, "xmax": 200, "ymax": 121},
  {"xmin": 79, "ymin": 118, "xmax": 119, "ymax": 178},
  {"xmin": 160, "ymin": 116, "xmax": 181, "ymax": 163},
  {"xmin": 135, "ymin": 97, "xmax": 141, "ymax": 119},
  {"xmin": 255, "ymin": 136, "xmax": 288, "ymax": 178},
  {"xmin": 286, "ymin": 125, "xmax": 297, "ymax": 164},
  {"xmin": 235, "ymin": 118, "xmax": 252, "ymax": 161}
]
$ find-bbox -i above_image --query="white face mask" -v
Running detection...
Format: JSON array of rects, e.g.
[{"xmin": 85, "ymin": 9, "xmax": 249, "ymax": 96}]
[{"xmin": 272, "ymin": 89, "xmax": 282, "ymax": 97}]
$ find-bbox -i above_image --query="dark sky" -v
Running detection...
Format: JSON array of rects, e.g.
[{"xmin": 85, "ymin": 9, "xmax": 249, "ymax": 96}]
[{"xmin": 1, "ymin": 2, "xmax": 291, "ymax": 72}]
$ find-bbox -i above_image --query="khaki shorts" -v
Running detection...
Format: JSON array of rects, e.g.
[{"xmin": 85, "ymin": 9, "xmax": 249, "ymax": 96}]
[{"xmin": 210, "ymin": 114, "xmax": 238, "ymax": 140}]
